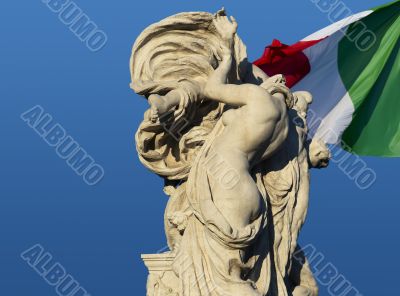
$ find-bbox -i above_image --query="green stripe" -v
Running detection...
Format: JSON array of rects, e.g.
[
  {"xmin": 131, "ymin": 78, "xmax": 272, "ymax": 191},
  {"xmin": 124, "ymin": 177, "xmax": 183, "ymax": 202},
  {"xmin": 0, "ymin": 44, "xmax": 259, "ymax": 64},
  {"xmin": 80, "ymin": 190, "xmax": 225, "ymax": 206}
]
[
  {"xmin": 338, "ymin": 1, "xmax": 400, "ymax": 156},
  {"xmin": 372, "ymin": 0, "xmax": 400, "ymax": 12}
]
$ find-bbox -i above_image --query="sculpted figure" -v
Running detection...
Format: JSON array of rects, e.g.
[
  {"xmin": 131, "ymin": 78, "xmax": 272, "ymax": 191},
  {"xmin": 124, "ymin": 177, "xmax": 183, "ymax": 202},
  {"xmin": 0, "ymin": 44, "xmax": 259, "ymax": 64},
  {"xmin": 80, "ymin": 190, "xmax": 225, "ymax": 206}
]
[{"xmin": 130, "ymin": 8, "xmax": 330, "ymax": 296}]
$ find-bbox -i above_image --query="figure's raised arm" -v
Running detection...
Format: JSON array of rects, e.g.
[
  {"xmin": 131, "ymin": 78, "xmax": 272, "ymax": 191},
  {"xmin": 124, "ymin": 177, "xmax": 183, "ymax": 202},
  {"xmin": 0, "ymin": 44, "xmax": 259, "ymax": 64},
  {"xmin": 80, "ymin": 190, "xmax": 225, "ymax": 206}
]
[
  {"xmin": 204, "ymin": 11, "xmax": 271, "ymax": 106},
  {"xmin": 203, "ymin": 53, "xmax": 268, "ymax": 107}
]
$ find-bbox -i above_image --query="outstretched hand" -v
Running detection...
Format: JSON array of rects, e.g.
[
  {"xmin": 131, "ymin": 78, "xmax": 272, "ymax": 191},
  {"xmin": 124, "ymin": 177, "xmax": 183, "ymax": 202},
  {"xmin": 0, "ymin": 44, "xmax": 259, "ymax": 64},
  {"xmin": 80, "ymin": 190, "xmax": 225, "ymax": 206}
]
[{"xmin": 213, "ymin": 8, "xmax": 238, "ymax": 42}]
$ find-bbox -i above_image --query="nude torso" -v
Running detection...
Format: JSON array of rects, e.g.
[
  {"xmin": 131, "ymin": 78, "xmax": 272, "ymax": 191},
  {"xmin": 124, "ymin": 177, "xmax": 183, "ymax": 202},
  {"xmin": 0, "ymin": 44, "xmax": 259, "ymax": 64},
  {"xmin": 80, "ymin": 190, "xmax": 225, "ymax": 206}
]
[{"xmin": 208, "ymin": 92, "xmax": 289, "ymax": 230}]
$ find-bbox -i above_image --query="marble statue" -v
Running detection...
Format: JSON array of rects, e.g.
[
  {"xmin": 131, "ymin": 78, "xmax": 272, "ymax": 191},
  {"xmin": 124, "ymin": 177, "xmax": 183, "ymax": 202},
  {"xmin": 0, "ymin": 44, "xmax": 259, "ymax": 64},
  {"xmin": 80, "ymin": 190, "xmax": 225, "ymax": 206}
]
[{"xmin": 130, "ymin": 8, "xmax": 331, "ymax": 296}]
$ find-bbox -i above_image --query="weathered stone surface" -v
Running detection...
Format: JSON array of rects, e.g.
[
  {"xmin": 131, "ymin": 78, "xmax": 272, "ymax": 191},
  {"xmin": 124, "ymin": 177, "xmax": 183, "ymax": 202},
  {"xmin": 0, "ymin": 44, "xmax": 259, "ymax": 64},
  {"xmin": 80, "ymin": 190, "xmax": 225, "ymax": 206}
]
[{"xmin": 131, "ymin": 8, "xmax": 330, "ymax": 296}]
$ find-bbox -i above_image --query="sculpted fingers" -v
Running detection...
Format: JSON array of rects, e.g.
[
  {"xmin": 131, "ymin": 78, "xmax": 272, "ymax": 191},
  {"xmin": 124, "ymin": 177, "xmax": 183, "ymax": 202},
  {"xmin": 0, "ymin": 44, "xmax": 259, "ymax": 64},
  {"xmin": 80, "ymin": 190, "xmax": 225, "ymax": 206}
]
[
  {"xmin": 230, "ymin": 16, "xmax": 238, "ymax": 31},
  {"xmin": 215, "ymin": 7, "xmax": 226, "ymax": 17}
]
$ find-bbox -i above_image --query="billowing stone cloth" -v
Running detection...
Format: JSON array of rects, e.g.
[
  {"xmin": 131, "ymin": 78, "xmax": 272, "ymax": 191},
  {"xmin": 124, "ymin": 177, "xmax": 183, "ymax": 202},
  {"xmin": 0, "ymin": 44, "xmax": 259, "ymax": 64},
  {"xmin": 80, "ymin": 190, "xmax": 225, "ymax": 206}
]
[
  {"xmin": 130, "ymin": 11, "xmax": 247, "ymax": 181},
  {"xmin": 173, "ymin": 118, "xmax": 309, "ymax": 296},
  {"xmin": 172, "ymin": 121, "xmax": 269, "ymax": 296}
]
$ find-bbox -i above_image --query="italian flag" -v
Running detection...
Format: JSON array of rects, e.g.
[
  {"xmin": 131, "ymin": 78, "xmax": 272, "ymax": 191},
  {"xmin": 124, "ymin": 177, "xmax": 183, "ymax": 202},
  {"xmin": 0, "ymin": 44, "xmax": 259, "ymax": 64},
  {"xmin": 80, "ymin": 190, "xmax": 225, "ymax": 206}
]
[{"xmin": 254, "ymin": 1, "xmax": 400, "ymax": 156}]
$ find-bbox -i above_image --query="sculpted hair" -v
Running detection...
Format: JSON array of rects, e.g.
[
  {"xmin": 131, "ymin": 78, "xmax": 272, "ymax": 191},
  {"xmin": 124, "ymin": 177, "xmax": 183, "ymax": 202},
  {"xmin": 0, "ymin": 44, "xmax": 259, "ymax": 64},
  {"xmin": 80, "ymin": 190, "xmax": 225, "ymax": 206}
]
[{"xmin": 130, "ymin": 12, "xmax": 248, "ymax": 181}]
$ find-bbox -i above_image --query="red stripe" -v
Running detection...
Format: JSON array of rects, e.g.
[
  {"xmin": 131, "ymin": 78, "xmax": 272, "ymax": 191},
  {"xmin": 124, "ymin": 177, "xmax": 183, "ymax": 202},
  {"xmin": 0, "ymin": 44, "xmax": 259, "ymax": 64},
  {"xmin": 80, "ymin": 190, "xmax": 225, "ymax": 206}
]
[{"xmin": 253, "ymin": 38, "xmax": 324, "ymax": 88}]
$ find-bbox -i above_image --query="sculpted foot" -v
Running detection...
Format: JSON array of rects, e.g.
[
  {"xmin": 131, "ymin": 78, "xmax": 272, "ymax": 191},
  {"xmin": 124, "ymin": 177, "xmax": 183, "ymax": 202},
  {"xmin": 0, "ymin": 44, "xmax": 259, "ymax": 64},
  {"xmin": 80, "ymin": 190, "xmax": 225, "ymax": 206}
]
[{"xmin": 148, "ymin": 94, "xmax": 170, "ymax": 122}]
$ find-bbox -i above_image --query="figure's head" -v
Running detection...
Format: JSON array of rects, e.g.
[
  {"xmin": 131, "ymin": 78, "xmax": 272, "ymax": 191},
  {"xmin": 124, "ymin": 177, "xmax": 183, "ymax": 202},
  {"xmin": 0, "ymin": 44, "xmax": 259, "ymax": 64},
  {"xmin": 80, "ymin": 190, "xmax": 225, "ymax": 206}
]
[
  {"xmin": 293, "ymin": 91, "xmax": 313, "ymax": 118},
  {"xmin": 260, "ymin": 74, "xmax": 295, "ymax": 108},
  {"xmin": 308, "ymin": 139, "xmax": 330, "ymax": 168}
]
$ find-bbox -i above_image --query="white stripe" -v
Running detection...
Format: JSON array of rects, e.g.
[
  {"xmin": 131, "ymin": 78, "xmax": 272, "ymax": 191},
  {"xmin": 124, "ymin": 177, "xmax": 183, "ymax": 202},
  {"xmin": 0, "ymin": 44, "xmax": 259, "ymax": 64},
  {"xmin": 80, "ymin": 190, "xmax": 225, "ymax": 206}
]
[
  {"xmin": 302, "ymin": 10, "xmax": 373, "ymax": 41},
  {"xmin": 293, "ymin": 28, "xmax": 355, "ymax": 144},
  {"xmin": 313, "ymin": 93, "xmax": 354, "ymax": 144}
]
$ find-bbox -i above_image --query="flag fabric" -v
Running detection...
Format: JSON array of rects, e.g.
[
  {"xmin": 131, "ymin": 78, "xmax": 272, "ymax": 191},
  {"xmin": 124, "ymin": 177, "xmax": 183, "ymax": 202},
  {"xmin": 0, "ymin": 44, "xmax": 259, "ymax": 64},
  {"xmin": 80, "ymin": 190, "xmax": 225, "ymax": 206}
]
[{"xmin": 254, "ymin": 1, "xmax": 400, "ymax": 157}]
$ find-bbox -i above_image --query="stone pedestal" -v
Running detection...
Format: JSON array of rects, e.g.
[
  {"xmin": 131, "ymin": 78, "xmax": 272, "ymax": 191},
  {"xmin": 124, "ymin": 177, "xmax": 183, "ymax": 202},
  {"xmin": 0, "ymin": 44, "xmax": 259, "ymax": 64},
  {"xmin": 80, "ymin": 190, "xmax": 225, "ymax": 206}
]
[{"xmin": 142, "ymin": 253, "xmax": 179, "ymax": 296}]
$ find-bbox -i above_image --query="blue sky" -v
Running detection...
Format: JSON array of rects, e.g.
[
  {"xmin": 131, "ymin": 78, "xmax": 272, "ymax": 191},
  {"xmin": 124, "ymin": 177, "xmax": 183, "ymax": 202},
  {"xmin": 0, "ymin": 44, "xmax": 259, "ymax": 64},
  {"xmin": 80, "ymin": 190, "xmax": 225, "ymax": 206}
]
[{"xmin": 1, "ymin": 1, "xmax": 399, "ymax": 295}]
